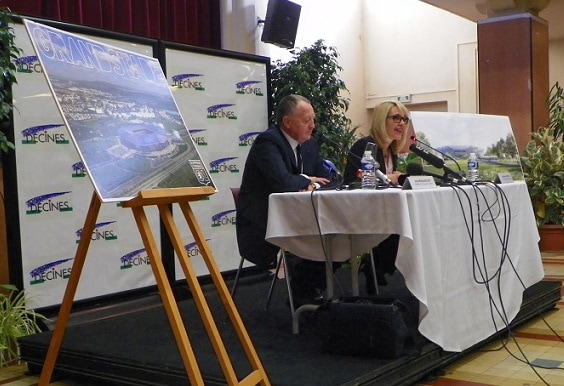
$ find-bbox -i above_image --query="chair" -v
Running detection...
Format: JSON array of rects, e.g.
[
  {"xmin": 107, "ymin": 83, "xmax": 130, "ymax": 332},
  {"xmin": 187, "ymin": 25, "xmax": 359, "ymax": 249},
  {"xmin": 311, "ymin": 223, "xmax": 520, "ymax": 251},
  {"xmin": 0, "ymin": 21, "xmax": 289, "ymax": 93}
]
[
  {"xmin": 229, "ymin": 187, "xmax": 293, "ymax": 310},
  {"xmin": 229, "ymin": 187, "xmax": 245, "ymax": 299},
  {"xmin": 230, "ymin": 187, "xmax": 353, "ymax": 333}
]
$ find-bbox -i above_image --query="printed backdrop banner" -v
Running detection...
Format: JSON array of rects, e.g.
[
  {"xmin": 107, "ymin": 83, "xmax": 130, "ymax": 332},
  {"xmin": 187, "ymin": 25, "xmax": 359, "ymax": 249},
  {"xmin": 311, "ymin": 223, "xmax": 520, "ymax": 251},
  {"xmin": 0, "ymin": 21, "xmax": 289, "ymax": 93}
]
[
  {"xmin": 10, "ymin": 20, "xmax": 269, "ymax": 308},
  {"xmin": 12, "ymin": 22, "xmax": 161, "ymax": 309},
  {"xmin": 164, "ymin": 45, "xmax": 269, "ymax": 277}
]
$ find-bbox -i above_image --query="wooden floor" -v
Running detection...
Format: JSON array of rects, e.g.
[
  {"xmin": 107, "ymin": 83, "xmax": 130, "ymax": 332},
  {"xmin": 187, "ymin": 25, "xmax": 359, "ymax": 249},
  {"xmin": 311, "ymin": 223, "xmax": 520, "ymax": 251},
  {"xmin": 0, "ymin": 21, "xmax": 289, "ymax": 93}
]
[{"xmin": 1, "ymin": 252, "xmax": 563, "ymax": 386}]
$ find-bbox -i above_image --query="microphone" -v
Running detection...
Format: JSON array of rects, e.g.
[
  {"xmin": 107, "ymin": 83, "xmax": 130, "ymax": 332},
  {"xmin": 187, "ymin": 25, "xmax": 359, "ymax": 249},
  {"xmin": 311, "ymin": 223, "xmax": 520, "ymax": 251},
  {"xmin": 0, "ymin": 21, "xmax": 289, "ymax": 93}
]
[
  {"xmin": 408, "ymin": 143, "xmax": 444, "ymax": 168},
  {"xmin": 322, "ymin": 159, "xmax": 339, "ymax": 176},
  {"xmin": 373, "ymin": 160, "xmax": 396, "ymax": 186},
  {"xmin": 318, "ymin": 159, "xmax": 345, "ymax": 190},
  {"xmin": 319, "ymin": 133, "xmax": 397, "ymax": 187},
  {"xmin": 411, "ymin": 136, "xmax": 463, "ymax": 171},
  {"xmin": 409, "ymin": 143, "xmax": 467, "ymax": 183},
  {"xmin": 319, "ymin": 134, "xmax": 396, "ymax": 186},
  {"xmin": 405, "ymin": 163, "xmax": 444, "ymax": 181}
]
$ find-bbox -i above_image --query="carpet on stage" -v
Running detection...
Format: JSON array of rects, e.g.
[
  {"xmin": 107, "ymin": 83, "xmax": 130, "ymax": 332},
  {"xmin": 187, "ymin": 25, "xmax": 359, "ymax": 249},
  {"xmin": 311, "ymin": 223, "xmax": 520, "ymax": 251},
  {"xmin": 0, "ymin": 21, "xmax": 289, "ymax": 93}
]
[{"xmin": 19, "ymin": 268, "xmax": 561, "ymax": 386}]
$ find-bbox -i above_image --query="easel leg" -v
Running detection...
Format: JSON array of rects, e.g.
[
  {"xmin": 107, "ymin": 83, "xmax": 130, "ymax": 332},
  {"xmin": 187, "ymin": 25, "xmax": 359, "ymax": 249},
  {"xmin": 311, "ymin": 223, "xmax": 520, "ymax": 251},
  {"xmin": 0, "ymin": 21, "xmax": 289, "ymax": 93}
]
[
  {"xmin": 39, "ymin": 192, "xmax": 101, "ymax": 386},
  {"xmin": 130, "ymin": 205, "xmax": 205, "ymax": 386},
  {"xmin": 177, "ymin": 202, "xmax": 270, "ymax": 386}
]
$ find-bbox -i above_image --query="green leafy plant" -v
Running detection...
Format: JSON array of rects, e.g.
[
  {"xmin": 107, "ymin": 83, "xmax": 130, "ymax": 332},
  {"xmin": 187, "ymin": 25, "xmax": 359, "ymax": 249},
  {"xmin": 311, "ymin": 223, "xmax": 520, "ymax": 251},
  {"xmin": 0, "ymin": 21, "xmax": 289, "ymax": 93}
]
[
  {"xmin": 0, "ymin": 284, "xmax": 46, "ymax": 367},
  {"xmin": 0, "ymin": 8, "xmax": 21, "ymax": 154},
  {"xmin": 521, "ymin": 82, "xmax": 564, "ymax": 227},
  {"xmin": 546, "ymin": 81, "xmax": 564, "ymax": 141},
  {"xmin": 269, "ymin": 39, "xmax": 357, "ymax": 172}
]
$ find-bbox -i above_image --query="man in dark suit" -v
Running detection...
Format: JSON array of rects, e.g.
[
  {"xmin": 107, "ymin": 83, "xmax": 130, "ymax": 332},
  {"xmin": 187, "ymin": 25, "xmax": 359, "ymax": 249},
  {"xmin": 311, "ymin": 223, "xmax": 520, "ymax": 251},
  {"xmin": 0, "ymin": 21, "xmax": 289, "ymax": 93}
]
[{"xmin": 236, "ymin": 94, "xmax": 332, "ymax": 306}]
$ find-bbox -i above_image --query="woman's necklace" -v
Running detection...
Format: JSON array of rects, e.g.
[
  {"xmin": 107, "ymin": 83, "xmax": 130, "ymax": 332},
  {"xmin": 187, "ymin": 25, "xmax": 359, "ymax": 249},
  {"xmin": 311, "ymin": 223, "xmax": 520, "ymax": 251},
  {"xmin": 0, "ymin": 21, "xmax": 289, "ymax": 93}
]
[{"xmin": 384, "ymin": 150, "xmax": 393, "ymax": 174}]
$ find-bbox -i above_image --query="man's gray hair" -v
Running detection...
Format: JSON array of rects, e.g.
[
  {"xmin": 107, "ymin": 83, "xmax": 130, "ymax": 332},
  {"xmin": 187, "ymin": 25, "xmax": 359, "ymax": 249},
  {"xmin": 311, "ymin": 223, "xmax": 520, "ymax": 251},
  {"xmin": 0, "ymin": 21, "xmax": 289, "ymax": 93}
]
[{"xmin": 276, "ymin": 94, "xmax": 311, "ymax": 126}]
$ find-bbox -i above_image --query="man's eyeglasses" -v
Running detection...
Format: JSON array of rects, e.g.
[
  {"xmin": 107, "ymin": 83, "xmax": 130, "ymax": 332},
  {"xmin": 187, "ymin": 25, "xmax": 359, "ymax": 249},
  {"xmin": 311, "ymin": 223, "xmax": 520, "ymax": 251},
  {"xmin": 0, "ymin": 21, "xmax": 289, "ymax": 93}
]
[{"xmin": 387, "ymin": 114, "xmax": 410, "ymax": 124}]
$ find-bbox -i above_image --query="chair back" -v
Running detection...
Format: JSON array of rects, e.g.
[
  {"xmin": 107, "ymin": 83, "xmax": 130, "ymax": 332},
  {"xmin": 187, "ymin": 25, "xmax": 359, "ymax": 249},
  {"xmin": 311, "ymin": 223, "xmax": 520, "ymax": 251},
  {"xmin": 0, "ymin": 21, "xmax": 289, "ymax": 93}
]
[{"xmin": 230, "ymin": 187, "xmax": 240, "ymax": 207}]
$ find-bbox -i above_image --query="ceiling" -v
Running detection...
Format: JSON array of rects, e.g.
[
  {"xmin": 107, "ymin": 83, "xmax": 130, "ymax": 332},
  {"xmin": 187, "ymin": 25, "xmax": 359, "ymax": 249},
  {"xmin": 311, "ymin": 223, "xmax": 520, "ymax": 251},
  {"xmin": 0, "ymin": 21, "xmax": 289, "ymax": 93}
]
[{"xmin": 420, "ymin": 0, "xmax": 564, "ymax": 40}]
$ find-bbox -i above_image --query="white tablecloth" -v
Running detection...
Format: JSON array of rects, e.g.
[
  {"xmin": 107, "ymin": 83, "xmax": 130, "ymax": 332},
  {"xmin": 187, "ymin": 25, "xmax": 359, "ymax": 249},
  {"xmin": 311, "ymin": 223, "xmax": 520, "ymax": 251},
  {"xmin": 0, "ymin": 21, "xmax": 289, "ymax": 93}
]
[{"xmin": 265, "ymin": 182, "xmax": 544, "ymax": 351}]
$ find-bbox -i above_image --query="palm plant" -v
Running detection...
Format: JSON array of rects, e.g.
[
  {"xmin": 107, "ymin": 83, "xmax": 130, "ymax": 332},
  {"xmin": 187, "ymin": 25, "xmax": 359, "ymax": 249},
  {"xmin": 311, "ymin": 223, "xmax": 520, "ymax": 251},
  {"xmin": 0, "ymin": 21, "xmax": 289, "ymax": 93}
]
[{"xmin": 0, "ymin": 284, "xmax": 46, "ymax": 367}]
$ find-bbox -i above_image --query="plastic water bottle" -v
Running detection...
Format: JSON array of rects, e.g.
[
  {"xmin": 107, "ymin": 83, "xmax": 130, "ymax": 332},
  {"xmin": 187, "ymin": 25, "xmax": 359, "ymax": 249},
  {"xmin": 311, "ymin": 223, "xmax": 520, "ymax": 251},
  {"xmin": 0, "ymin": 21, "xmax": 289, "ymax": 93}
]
[
  {"xmin": 360, "ymin": 150, "xmax": 377, "ymax": 189},
  {"xmin": 467, "ymin": 152, "xmax": 479, "ymax": 182}
]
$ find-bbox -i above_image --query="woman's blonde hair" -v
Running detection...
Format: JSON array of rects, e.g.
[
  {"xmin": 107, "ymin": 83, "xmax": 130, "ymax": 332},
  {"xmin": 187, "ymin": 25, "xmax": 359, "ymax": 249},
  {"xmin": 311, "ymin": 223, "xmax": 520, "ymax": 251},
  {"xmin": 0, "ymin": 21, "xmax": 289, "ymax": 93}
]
[{"xmin": 368, "ymin": 100, "xmax": 410, "ymax": 154}]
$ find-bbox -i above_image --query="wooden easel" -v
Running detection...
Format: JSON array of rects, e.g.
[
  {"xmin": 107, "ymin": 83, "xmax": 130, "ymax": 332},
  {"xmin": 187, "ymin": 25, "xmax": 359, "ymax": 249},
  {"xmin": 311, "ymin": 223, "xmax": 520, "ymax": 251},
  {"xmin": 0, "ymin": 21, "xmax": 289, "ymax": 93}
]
[{"xmin": 39, "ymin": 188, "xmax": 270, "ymax": 386}]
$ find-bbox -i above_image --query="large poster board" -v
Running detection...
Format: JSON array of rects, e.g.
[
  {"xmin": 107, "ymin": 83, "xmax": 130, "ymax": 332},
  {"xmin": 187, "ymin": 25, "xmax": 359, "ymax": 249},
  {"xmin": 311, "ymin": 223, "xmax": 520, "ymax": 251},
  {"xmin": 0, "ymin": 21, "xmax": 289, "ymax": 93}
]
[
  {"xmin": 24, "ymin": 19, "xmax": 215, "ymax": 202},
  {"xmin": 410, "ymin": 111, "xmax": 524, "ymax": 182}
]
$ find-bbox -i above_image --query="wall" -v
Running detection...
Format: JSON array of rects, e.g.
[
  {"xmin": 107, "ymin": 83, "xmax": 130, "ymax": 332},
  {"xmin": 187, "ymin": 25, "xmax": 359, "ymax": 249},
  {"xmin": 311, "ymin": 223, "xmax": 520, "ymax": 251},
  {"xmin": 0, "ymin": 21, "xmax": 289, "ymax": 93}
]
[
  {"xmin": 363, "ymin": 0, "xmax": 476, "ymax": 112},
  {"xmin": 249, "ymin": 0, "xmax": 368, "ymax": 131},
  {"xmin": 549, "ymin": 38, "xmax": 564, "ymax": 87},
  {"xmin": 222, "ymin": 0, "xmax": 477, "ymax": 135},
  {"xmin": 220, "ymin": 1, "xmax": 564, "ymax": 135}
]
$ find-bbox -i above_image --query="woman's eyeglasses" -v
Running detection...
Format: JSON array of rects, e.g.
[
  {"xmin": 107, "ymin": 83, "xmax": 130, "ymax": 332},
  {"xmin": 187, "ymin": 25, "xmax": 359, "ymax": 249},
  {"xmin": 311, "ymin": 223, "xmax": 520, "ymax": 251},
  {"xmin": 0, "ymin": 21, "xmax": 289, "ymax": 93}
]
[{"xmin": 387, "ymin": 115, "xmax": 410, "ymax": 124}]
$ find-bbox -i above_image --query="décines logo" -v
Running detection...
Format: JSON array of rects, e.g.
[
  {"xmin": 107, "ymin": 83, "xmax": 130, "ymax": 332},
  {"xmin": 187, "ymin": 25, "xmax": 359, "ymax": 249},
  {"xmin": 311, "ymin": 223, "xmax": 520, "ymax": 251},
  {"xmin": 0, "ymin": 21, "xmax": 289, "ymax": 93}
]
[
  {"xmin": 25, "ymin": 192, "xmax": 73, "ymax": 215},
  {"xmin": 207, "ymin": 104, "xmax": 237, "ymax": 120},
  {"xmin": 235, "ymin": 80, "xmax": 264, "ymax": 96},
  {"xmin": 189, "ymin": 129, "xmax": 208, "ymax": 146},
  {"xmin": 15, "ymin": 55, "xmax": 42, "ymax": 74},
  {"xmin": 71, "ymin": 161, "xmax": 87, "ymax": 178},
  {"xmin": 21, "ymin": 124, "xmax": 69, "ymax": 145},
  {"xmin": 29, "ymin": 258, "xmax": 74, "ymax": 285},
  {"xmin": 238, "ymin": 132, "xmax": 261, "ymax": 147},
  {"xmin": 171, "ymin": 73, "xmax": 205, "ymax": 91},
  {"xmin": 120, "ymin": 248, "xmax": 150, "ymax": 270},
  {"xmin": 209, "ymin": 157, "xmax": 239, "ymax": 174},
  {"xmin": 211, "ymin": 209, "xmax": 236, "ymax": 228},
  {"xmin": 75, "ymin": 221, "xmax": 117, "ymax": 244},
  {"xmin": 183, "ymin": 240, "xmax": 209, "ymax": 258}
]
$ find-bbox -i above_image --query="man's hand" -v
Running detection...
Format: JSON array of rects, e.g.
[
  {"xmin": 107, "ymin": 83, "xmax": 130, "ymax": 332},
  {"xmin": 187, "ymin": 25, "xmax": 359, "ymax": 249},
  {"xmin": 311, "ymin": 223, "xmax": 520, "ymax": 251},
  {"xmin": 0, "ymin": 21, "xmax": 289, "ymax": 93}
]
[
  {"xmin": 310, "ymin": 176, "xmax": 330, "ymax": 186},
  {"xmin": 307, "ymin": 176, "xmax": 331, "ymax": 191},
  {"xmin": 299, "ymin": 176, "xmax": 331, "ymax": 192}
]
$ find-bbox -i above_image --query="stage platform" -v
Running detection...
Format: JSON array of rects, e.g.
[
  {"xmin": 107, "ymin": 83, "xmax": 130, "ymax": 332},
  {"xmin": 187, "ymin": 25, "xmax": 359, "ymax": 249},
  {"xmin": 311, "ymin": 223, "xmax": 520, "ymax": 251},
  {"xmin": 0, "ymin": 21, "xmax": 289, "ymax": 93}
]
[{"xmin": 19, "ymin": 270, "xmax": 562, "ymax": 386}]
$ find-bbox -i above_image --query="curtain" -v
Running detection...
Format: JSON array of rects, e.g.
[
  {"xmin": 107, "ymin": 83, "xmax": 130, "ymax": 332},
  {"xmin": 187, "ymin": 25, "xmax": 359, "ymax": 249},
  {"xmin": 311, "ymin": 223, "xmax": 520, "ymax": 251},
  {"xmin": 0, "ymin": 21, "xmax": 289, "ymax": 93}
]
[{"xmin": 1, "ymin": 0, "xmax": 221, "ymax": 48}]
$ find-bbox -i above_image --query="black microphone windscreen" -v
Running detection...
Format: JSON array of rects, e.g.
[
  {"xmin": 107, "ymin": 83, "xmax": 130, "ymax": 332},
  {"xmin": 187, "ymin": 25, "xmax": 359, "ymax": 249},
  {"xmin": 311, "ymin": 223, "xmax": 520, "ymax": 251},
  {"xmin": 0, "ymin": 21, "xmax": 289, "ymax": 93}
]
[
  {"xmin": 409, "ymin": 144, "xmax": 445, "ymax": 169},
  {"xmin": 406, "ymin": 163, "xmax": 424, "ymax": 175}
]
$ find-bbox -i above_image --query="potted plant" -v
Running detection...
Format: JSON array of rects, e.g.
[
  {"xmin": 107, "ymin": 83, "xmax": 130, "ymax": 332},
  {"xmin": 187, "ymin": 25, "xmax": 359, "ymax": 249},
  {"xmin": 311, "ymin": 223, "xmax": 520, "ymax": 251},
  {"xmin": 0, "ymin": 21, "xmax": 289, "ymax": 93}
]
[
  {"xmin": 0, "ymin": 284, "xmax": 46, "ymax": 367},
  {"xmin": 521, "ymin": 82, "xmax": 564, "ymax": 252},
  {"xmin": 0, "ymin": 7, "xmax": 20, "ymax": 155},
  {"xmin": 269, "ymin": 39, "xmax": 357, "ymax": 172}
]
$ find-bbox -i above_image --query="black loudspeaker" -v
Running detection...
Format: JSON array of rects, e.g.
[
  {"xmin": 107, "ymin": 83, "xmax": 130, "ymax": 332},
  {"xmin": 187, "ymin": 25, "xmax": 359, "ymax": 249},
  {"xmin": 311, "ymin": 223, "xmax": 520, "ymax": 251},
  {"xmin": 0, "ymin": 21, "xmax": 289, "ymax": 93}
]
[{"xmin": 261, "ymin": 0, "xmax": 301, "ymax": 49}]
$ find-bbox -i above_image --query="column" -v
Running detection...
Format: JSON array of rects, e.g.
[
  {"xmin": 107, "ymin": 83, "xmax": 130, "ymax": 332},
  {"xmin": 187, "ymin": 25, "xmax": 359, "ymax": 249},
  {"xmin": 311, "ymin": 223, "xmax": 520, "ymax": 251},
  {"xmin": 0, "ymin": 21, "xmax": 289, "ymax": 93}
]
[{"xmin": 478, "ymin": 12, "xmax": 549, "ymax": 152}]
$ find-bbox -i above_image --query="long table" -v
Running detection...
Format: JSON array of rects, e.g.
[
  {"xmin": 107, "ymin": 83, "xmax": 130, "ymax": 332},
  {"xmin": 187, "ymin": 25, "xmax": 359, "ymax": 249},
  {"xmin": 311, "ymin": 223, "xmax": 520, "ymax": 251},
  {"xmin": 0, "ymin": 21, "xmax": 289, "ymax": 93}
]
[{"xmin": 265, "ymin": 181, "xmax": 544, "ymax": 351}]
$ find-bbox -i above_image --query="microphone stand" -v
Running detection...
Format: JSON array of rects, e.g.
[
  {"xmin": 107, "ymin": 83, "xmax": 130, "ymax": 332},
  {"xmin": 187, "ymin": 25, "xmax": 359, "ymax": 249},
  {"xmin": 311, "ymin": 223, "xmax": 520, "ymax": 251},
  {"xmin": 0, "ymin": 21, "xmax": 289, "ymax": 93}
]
[{"xmin": 441, "ymin": 168, "xmax": 467, "ymax": 185}]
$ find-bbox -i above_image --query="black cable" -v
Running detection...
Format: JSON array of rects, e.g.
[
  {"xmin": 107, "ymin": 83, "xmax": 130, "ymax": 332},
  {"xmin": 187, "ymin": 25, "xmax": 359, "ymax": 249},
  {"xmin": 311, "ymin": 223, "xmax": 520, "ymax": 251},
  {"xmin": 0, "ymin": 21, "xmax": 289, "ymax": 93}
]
[
  {"xmin": 449, "ymin": 183, "xmax": 547, "ymax": 381},
  {"xmin": 451, "ymin": 182, "xmax": 562, "ymax": 383},
  {"xmin": 305, "ymin": 183, "xmax": 561, "ymax": 383}
]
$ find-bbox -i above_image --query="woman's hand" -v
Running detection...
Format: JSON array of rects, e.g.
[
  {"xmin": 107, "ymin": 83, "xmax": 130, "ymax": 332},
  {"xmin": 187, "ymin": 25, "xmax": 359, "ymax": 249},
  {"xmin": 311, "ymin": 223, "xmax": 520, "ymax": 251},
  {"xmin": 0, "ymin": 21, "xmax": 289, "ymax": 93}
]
[{"xmin": 387, "ymin": 171, "xmax": 402, "ymax": 186}]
